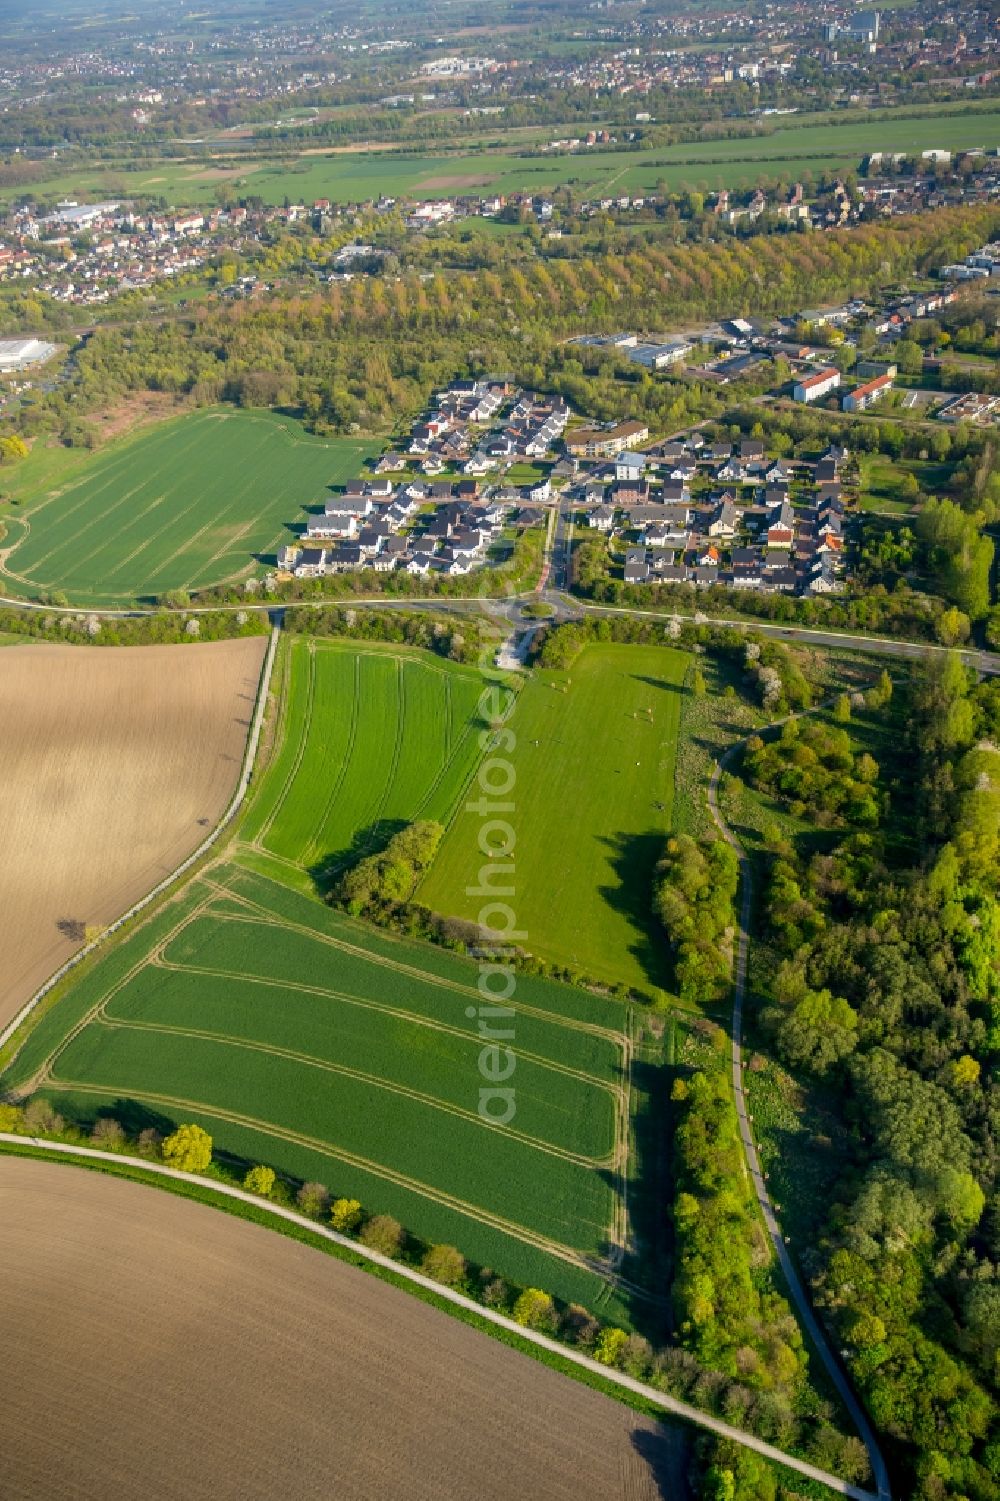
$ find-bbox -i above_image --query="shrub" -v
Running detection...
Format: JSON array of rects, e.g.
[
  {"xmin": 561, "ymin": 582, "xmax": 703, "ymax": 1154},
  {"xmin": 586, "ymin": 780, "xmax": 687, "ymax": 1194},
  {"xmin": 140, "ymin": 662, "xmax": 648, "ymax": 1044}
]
[
  {"xmin": 243, "ymin": 1164, "xmax": 276, "ymax": 1197},
  {"xmin": 359, "ymin": 1214, "xmax": 404, "ymax": 1258},
  {"xmin": 296, "ymin": 1181, "xmax": 330, "ymax": 1218},
  {"xmin": 330, "ymin": 1197, "xmax": 363, "ymax": 1233},
  {"xmin": 91, "ymin": 1117, "xmax": 125, "ymax": 1149},
  {"xmin": 594, "ymin": 1326, "xmax": 629, "ymax": 1367},
  {"xmin": 512, "ymin": 1287, "xmax": 557, "ymax": 1332},
  {"xmin": 420, "ymin": 1244, "xmax": 467, "ymax": 1288},
  {"xmin": 161, "ymin": 1123, "xmax": 213, "ymax": 1173},
  {"xmin": 23, "ymin": 1097, "xmax": 65, "ymax": 1137}
]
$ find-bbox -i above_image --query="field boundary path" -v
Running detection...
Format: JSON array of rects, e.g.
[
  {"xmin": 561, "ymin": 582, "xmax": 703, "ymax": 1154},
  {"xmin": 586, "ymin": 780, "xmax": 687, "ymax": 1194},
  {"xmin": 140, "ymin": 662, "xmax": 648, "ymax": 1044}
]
[
  {"xmin": 707, "ymin": 729, "xmax": 892, "ymax": 1501},
  {"xmin": 0, "ymin": 626, "xmax": 280, "ymax": 1060},
  {"xmin": 0, "ymin": 1138, "xmax": 880, "ymax": 1501}
]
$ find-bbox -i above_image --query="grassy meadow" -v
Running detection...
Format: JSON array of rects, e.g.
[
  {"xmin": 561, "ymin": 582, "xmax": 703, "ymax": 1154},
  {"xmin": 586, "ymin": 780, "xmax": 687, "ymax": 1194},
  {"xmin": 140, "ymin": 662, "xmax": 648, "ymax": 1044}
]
[
  {"xmin": 11, "ymin": 105, "xmax": 998, "ymax": 209},
  {"xmin": 419, "ymin": 643, "xmax": 688, "ymax": 998},
  {"xmin": 242, "ymin": 638, "xmax": 501, "ymax": 880},
  {"xmin": 0, "ymin": 409, "xmax": 375, "ymax": 605}
]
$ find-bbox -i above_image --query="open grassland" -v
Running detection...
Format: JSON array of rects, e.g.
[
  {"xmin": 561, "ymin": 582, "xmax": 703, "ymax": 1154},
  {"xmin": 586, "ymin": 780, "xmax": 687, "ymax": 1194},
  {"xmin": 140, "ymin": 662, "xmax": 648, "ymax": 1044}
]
[
  {"xmin": 0, "ymin": 1158, "xmax": 686, "ymax": 1500},
  {"xmin": 10, "ymin": 106, "xmax": 999, "ymax": 207},
  {"xmin": 6, "ymin": 859, "xmax": 639, "ymax": 1321},
  {"xmin": 0, "ymin": 638, "xmax": 266, "ymax": 1031},
  {"xmin": 420, "ymin": 644, "xmax": 688, "ymax": 998},
  {"xmin": 242, "ymin": 638, "xmax": 501, "ymax": 878},
  {"xmin": 0, "ymin": 409, "xmax": 375, "ymax": 606}
]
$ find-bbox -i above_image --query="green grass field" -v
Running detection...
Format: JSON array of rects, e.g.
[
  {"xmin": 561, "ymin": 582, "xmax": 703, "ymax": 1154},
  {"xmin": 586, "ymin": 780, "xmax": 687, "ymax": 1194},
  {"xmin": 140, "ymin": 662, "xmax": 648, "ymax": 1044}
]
[
  {"xmin": 11, "ymin": 106, "xmax": 998, "ymax": 209},
  {"xmin": 0, "ymin": 409, "xmax": 375, "ymax": 605},
  {"xmin": 419, "ymin": 644, "xmax": 689, "ymax": 998},
  {"xmin": 242, "ymin": 637, "xmax": 502, "ymax": 877},
  {"xmin": 5, "ymin": 857, "xmax": 638, "ymax": 1322}
]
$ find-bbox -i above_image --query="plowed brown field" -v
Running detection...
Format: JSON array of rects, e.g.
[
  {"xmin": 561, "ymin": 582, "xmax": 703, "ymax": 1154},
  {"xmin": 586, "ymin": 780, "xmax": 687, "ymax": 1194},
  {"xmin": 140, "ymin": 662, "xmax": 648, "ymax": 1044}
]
[
  {"xmin": 0, "ymin": 1158, "xmax": 688, "ymax": 1500},
  {"xmin": 0, "ymin": 638, "xmax": 266, "ymax": 1029}
]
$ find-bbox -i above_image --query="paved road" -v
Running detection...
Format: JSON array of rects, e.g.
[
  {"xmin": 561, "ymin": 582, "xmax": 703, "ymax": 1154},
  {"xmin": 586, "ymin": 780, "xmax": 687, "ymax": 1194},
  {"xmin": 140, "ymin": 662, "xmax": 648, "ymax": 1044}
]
[
  {"xmin": 707, "ymin": 731, "xmax": 892, "ymax": 1501},
  {"xmin": 570, "ymin": 598, "xmax": 1000, "ymax": 676},
  {"xmin": 3, "ymin": 586, "xmax": 999, "ymax": 677},
  {"xmin": 0, "ymin": 1139, "xmax": 881, "ymax": 1501}
]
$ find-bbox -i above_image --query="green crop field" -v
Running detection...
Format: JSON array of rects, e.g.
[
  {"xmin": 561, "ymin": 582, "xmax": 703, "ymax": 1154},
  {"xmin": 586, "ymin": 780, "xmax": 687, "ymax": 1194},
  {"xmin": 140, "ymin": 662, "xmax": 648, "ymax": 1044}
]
[
  {"xmin": 242, "ymin": 638, "xmax": 502, "ymax": 877},
  {"xmin": 419, "ymin": 644, "xmax": 689, "ymax": 998},
  {"xmin": 0, "ymin": 409, "xmax": 375, "ymax": 606},
  {"xmin": 5, "ymin": 857, "xmax": 639, "ymax": 1322}
]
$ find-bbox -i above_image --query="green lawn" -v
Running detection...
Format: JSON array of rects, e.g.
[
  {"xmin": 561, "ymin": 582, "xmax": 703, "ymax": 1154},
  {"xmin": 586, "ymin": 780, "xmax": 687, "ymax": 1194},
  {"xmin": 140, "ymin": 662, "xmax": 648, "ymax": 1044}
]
[
  {"xmin": 419, "ymin": 643, "xmax": 689, "ymax": 998},
  {"xmin": 0, "ymin": 409, "xmax": 376, "ymax": 605},
  {"xmin": 242, "ymin": 637, "xmax": 503, "ymax": 877},
  {"xmin": 5, "ymin": 858, "xmax": 636, "ymax": 1323},
  {"xmin": 858, "ymin": 453, "xmax": 953, "ymax": 514}
]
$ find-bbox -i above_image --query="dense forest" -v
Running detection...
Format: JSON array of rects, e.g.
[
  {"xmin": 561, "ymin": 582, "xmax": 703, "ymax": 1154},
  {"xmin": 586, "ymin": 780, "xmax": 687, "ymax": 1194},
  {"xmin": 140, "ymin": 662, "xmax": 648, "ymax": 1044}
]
[{"xmin": 751, "ymin": 655, "xmax": 1000, "ymax": 1499}]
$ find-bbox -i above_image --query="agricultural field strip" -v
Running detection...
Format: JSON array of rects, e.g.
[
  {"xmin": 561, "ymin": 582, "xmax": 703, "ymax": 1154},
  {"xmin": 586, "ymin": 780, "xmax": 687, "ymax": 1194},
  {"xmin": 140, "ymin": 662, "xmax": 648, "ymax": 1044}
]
[
  {"xmin": 85, "ymin": 999, "xmax": 605, "ymax": 1170},
  {"xmin": 0, "ymin": 413, "xmax": 378, "ymax": 603},
  {"xmin": 252, "ymin": 639, "xmax": 318, "ymax": 849},
  {"xmin": 301, "ymin": 650, "xmax": 365, "ymax": 867},
  {"xmin": 38, "ymin": 1076, "xmax": 619, "ymax": 1278},
  {"xmin": 78, "ymin": 427, "xmax": 286, "ymax": 588},
  {"xmin": 252, "ymin": 643, "xmax": 492, "ymax": 870},
  {"xmin": 159, "ymin": 894, "xmax": 620, "ymax": 1092},
  {"xmin": 18, "ymin": 420, "xmax": 215, "ymax": 574},
  {"xmin": 30, "ymin": 869, "xmax": 632, "ymax": 1273}
]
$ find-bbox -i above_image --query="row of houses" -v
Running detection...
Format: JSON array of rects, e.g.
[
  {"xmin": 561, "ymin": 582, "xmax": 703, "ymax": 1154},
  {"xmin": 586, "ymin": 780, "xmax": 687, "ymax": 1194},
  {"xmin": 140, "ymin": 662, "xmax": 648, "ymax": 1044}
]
[
  {"xmin": 278, "ymin": 474, "xmax": 541, "ymax": 580},
  {"xmin": 406, "ymin": 382, "xmax": 570, "ymax": 473},
  {"xmin": 568, "ymin": 431, "xmax": 851, "ymax": 598}
]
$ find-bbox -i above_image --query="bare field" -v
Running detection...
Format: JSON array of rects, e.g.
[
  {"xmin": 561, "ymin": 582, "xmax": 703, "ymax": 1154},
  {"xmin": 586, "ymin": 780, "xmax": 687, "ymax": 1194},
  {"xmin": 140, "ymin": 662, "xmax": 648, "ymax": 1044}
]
[
  {"xmin": 0, "ymin": 1159, "xmax": 687, "ymax": 1500},
  {"xmin": 0, "ymin": 638, "xmax": 266, "ymax": 1029}
]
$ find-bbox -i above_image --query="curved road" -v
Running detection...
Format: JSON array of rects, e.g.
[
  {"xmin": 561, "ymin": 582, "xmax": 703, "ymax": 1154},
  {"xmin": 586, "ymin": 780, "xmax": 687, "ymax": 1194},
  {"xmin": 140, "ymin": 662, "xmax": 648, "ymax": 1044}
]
[
  {"xmin": 2, "ymin": 586, "xmax": 999, "ymax": 679},
  {"xmin": 707, "ymin": 734, "xmax": 892, "ymax": 1501}
]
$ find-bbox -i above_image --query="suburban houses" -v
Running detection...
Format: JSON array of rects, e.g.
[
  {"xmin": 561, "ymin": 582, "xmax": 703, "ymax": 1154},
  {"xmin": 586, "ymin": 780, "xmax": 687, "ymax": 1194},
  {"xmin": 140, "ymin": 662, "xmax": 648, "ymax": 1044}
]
[
  {"xmin": 274, "ymin": 380, "xmax": 564, "ymax": 581},
  {"xmin": 567, "ymin": 430, "xmax": 851, "ymax": 599}
]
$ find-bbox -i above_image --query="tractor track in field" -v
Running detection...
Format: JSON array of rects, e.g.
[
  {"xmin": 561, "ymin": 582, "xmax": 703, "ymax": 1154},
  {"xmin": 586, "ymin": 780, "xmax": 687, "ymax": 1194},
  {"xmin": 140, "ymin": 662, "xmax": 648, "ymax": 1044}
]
[
  {"xmin": 88, "ymin": 999, "xmax": 613, "ymax": 1170},
  {"xmin": 36, "ymin": 1074, "xmax": 655, "ymax": 1298},
  {"xmin": 254, "ymin": 639, "xmax": 317, "ymax": 849},
  {"xmin": 301, "ymin": 648, "xmax": 362, "ymax": 869}
]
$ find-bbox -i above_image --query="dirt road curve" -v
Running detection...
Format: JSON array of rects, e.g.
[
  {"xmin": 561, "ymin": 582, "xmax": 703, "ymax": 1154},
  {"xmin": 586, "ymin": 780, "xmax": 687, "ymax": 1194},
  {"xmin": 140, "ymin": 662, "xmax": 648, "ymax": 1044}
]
[
  {"xmin": 0, "ymin": 638, "xmax": 266, "ymax": 1030},
  {"xmin": 0, "ymin": 1158, "xmax": 685, "ymax": 1501}
]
